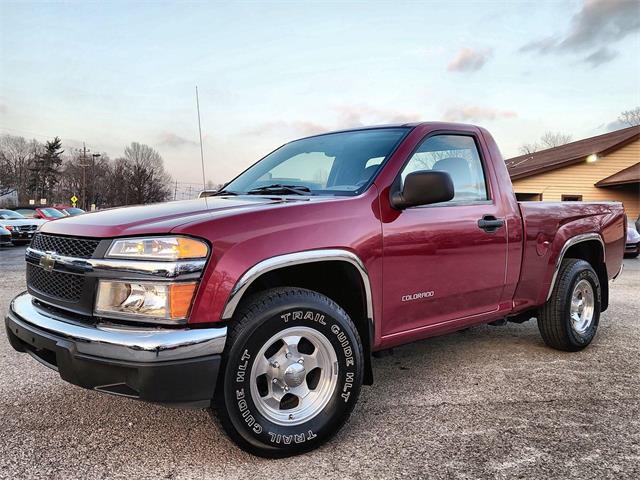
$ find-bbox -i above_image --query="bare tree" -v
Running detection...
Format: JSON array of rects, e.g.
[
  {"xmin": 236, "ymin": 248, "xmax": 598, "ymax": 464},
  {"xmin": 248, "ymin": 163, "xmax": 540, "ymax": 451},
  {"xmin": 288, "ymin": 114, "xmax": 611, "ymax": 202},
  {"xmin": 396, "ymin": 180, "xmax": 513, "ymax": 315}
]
[
  {"xmin": 618, "ymin": 107, "xmax": 640, "ymax": 127},
  {"xmin": 0, "ymin": 134, "xmax": 42, "ymax": 202},
  {"xmin": 122, "ymin": 143, "xmax": 172, "ymax": 205},
  {"xmin": 518, "ymin": 143, "xmax": 538, "ymax": 155},
  {"xmin": 518, "ymin": 131, "xmax": 572, "ymax": 156},
  {"xmin": 56, "ymin": 151, "xmax": 111, "ymax": 207},
  {"xmin": 0, "ymin": 150, "xmax": 11, "ymax": 196},
  {"xmin": 104, "ymin": 157, "xmax": 131, "ymax": 206},
  {"xmin": 539, "ymin": 131, "xmax": 572, "ymax": 149}
]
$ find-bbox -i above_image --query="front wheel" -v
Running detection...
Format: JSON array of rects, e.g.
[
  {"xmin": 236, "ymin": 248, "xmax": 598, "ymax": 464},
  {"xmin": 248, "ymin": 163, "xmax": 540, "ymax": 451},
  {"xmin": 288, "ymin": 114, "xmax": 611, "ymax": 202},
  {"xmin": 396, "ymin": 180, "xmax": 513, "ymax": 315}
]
[
  {"xmin": 214, "ymin": 287, "xmax": 364, "ymax": 457},
  {"xmin": 537, "ymin": 258, "xmax": 601, "ymax": 351}
]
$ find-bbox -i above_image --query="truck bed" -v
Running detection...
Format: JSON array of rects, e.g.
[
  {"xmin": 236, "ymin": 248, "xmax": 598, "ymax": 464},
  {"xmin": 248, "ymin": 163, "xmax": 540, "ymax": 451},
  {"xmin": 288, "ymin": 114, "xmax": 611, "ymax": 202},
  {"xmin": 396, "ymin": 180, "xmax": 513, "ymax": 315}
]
[{"xmin": 512, "ymin": 201, "xmax": 626, "ymax": 312}]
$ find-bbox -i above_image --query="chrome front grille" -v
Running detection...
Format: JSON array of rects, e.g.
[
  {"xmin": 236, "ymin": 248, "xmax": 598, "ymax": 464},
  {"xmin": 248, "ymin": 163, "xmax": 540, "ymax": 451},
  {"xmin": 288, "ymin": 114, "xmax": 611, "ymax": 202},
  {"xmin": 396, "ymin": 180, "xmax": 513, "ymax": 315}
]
[{"xmin": 14, "ymin": 225, "xmax": 37, "ymax": 232}]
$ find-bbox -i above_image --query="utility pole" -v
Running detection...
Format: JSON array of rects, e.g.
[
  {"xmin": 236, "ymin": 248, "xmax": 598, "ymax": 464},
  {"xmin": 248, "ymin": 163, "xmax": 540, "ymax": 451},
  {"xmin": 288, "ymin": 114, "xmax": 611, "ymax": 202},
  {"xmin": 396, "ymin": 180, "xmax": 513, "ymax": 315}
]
[
  {"xmin": 174, "ymin": 179, "xmax": 178, "ymax": 201},
  {"xmin": 91, "ymin": 153, "xmax": 101, "ymax": 209},
  {"xmin": 75, "ymin": 143, "xmax": 92, "ymax": 210},
  {"xmin": 32, "ymin": 141, "xmax": 39, "ymax": 203}
]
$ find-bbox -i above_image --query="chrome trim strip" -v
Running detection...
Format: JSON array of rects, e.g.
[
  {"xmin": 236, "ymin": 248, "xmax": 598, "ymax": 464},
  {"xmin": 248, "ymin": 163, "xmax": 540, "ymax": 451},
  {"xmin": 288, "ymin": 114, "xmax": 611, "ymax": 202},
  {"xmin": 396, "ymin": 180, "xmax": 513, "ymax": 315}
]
[
  {"xmin": 221, "ymin": 249, "xmax": 374, "ymax": 322},
  {"xmin": 8, "ymin": 292, "xmax": 227, "ymax": 362},
  {"xmin": 26, "ymin": 247, "xmax": 206, "ymax": 279},
  {"xmin": 545, "ymin": 233, "xmax": 605, "ymax": 301},
  {"xmin": 612, "ymin": 261, "xmax": 624, "ymax": 281}
]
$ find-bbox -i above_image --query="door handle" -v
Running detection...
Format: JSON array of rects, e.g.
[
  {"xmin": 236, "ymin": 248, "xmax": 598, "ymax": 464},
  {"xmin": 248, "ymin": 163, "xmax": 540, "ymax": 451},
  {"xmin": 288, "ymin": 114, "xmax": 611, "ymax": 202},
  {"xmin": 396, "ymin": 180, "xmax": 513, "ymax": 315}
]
[{"xmin": 477, "ymin": 215, "xmax": 505, "ymax": 233}]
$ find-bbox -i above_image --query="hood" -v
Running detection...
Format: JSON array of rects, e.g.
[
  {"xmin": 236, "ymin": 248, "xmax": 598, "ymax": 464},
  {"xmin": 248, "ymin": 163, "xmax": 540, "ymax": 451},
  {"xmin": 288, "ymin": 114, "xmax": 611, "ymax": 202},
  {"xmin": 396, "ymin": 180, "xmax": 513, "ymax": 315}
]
[
  {"xmin": 0, "ymin": 218, "xmax": 46, "ymax": 227},
  {"xmin": 40, "ymin": 197, "xmax": 305, "ymax": 237}
]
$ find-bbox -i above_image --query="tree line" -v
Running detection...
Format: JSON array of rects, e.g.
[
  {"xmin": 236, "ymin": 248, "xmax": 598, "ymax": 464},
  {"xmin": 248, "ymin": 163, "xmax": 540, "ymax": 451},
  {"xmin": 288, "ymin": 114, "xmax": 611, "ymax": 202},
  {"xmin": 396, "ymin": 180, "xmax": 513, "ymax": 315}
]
[{"xmin": 0, "ymin": 135, "xmax": 172, "ymax": 208}]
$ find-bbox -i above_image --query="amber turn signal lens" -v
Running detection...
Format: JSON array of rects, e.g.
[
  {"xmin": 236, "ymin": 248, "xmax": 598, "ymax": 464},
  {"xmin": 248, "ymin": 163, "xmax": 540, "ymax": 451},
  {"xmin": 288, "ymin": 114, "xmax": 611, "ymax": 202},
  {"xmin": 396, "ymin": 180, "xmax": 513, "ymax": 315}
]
[
  {"xmin": 175, "ymin": 238, "xmax": 209, "ymax": 259},
  {"xmin": 169, "ymin": 282, "xmax": 198, "ymax": 319}
]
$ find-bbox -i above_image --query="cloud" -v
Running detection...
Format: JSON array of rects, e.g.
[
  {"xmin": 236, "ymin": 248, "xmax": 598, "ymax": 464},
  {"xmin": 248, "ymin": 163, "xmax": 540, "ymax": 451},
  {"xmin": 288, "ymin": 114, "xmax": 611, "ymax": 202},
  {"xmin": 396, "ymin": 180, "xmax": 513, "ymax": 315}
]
[
  {"xmin": 447, "ymin": 48, "xmax": 493, "ymax": 72},
  {"xmin": 583, "ymin": 47, "xmax": 619, "ymax": 67},
  {"xmin": 604, "ymin": 119, "xmax": 626, "ymax": 131},
  {"xmin": 157, "ymin": 132, "xmax": 198, "ymax": 148},
  {"xmin": 520, "ymin": 0, "xmax": 639, "ymax": 65},
  {"xmin": 247, "ymin": 105, "xmax": 422, "ymax": 137},
  {"xmin": 0, "ymin": 104, "xmax": 7, "ymax": 114},
  {"xmin": 443, "ymin": 106, "xmax": 517, "ymax": 122},
  {"xmin": 557, "ymin": 0, "xmax": 639, "ymax": 51},
  {"xmin": 246, "ymin": 120, "xmax": 327, "ymax": 137},
  {"xmin": 520, "ymin": 37, "xmax": 558, "ymax": 54},
  {"xmin": 334, "ymin": 105, "xmax": 421, "ymax": 127}
]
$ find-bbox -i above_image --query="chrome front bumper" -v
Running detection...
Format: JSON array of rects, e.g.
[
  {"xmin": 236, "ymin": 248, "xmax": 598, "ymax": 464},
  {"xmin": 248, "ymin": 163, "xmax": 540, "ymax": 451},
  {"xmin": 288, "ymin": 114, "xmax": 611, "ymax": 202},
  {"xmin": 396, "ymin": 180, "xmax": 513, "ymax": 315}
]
[
  {"xmin": 5, "ymin": 292, "xmax": 227, "ymax": 406},
  {"xmin": 7, "ymin": 292, "xmax": 226, "ymax": 362}
]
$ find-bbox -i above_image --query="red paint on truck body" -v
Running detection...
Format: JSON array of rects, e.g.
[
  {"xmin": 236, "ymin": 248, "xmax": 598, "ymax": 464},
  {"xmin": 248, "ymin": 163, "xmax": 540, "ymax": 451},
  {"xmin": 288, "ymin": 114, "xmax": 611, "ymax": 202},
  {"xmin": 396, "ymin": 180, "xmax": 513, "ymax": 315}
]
[{"xmin": 40, "ymin": 122, "xmax": 626, "ymax": 351}]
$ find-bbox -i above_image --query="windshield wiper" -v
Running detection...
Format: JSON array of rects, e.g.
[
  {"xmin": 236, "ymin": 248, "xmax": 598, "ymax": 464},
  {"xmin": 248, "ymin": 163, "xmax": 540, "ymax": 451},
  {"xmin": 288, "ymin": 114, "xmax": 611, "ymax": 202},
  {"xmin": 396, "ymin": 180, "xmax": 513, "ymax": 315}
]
[
  {"xmin": 246, "ymin": 184, "xmax": 312, "ymax": 195},
  {"xmin": 210, "ymin": 189, "xmax": 238, "ymax": 196}
]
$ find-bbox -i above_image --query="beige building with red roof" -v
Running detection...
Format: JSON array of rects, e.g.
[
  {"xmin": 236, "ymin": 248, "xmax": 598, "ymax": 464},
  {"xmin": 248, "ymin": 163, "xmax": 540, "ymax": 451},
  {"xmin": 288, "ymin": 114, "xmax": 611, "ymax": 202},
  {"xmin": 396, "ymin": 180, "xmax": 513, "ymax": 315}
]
[{"xmin": 506, "ymin": 126, "xmax": 640, "ymax": 219}]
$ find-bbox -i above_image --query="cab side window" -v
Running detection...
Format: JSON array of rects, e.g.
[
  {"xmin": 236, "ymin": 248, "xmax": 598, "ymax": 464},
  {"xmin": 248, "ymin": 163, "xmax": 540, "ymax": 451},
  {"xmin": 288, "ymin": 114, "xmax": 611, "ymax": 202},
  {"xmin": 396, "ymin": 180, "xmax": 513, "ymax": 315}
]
[{"xmin": 400, "ymin": 134, "xmax": 488, "ymax": 203}]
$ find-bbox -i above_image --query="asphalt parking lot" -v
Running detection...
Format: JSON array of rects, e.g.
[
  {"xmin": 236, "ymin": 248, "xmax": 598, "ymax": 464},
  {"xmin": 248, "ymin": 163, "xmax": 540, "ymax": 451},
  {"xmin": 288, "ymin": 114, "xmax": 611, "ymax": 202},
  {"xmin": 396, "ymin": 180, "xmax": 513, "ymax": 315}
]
[{"xmin": 1, "ymin": 245, "xmax": 639, "ymax": 479}]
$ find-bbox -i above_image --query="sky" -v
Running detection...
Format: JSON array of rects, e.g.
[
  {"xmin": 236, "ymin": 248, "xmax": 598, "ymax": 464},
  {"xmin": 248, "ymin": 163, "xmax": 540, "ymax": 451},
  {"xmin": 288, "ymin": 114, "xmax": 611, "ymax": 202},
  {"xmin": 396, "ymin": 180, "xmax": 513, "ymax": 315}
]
[{"xmin": 1, "ymin": 0, "xmax": 639, "ymax": 187}]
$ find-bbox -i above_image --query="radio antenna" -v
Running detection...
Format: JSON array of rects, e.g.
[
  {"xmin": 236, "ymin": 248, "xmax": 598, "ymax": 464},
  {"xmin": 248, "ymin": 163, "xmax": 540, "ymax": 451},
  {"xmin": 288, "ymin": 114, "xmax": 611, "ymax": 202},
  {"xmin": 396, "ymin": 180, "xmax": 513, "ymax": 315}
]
[{"xmin": 195, "ymin": 85, "xmax": 206, "ymax": 190}]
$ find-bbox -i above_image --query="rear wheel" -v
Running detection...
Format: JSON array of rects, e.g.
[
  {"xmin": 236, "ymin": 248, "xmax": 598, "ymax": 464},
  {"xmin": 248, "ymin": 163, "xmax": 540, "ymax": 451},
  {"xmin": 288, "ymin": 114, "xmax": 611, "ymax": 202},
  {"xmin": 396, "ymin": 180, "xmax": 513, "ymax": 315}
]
[
  {"xmin": 214, "ymin": 287, "xmax": 363, "ymax": 457},
  {"xmin": 537, "ymin": 258, "xmax": 601, "ymax": 351}
]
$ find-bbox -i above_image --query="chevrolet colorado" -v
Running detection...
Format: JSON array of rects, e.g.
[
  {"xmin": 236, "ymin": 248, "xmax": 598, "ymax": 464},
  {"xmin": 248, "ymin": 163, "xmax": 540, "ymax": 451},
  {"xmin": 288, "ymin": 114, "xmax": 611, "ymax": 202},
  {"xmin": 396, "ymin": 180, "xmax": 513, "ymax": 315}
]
[{"xmin": 5, "ymin": 122, "xmax": 625, "ymax": 457}]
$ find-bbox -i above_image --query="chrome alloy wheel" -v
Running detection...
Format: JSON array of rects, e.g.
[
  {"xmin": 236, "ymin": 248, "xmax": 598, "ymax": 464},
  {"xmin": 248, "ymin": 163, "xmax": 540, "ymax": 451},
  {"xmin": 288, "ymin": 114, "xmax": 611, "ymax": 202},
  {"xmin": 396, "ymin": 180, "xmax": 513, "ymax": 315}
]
[
  {"xmin": 249, "ymin": 326, "xmax": 338, "ymax": 426},
  {"xmin": 570, "ymin": 279, "xmax": 595, "ymax": 334}
]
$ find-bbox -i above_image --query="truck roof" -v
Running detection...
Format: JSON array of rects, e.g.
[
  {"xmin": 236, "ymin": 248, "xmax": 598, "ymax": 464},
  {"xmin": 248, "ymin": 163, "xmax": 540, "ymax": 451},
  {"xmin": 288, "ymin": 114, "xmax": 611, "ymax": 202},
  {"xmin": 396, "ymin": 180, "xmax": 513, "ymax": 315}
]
[{"xmin": 294, "ymin": 121, "xmax": 480, "ymax": 141}]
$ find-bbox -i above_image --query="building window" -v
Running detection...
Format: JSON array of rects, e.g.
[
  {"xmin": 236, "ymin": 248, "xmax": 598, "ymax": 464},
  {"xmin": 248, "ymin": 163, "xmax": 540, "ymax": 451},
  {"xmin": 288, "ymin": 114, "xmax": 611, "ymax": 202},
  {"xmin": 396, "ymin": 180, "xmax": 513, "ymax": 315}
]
[
  {"xmin": 516, "ymin": 192, "xmax": 542, "ymax": 201},
  {"xmin": 561, "ymin": 194, "xmax": 583, "ymax": 201}
]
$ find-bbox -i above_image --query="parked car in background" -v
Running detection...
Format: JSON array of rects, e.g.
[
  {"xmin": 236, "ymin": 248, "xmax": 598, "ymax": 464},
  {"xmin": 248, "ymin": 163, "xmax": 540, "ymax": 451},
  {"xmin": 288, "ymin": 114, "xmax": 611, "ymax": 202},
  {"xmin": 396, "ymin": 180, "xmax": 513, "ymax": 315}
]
[
  {"xmin": 0, "ymin": 209, "xmax": 45, "ymax": 244},
  {"xmin": 198, "ymin": 189, "xmax": 218, "ymax": 198},
  {"xmin": 626, "ymin": 223, "xmax": 640, "ymax": 258},
  {"xmin": 57, "ymin": 206, "xmax": 85, "ymax": 216},
  {"xmin": 13, "ymin": 207, "xmax": 67, "ymax": 221},
  {"xmin": 0, "ymin": 226, "xmax": 12, "ymax": 247},
  {"xmin": 13, "ymin": 207, "xmax": 40, "ymax": 219},
  {"xmin": 36, "ymin": 207, "xmax": 67, "ymax": 221}
]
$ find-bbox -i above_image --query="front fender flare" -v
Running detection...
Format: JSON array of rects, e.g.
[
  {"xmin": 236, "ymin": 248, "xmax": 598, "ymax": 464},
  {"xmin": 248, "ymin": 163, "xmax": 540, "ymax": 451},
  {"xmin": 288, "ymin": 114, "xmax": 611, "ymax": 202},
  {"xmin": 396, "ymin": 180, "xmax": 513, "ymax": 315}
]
[{"xmin": 221, "ymin": 249, "xmax": 374, "ymax": 323}]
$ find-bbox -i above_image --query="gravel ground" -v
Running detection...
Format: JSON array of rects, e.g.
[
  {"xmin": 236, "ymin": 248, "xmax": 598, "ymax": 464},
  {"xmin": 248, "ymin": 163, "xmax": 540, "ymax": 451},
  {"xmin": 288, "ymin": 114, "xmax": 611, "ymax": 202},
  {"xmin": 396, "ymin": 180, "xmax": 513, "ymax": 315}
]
[{"xmin": 1, "ymin": 245, "xmax": 639, "ymax": 479}]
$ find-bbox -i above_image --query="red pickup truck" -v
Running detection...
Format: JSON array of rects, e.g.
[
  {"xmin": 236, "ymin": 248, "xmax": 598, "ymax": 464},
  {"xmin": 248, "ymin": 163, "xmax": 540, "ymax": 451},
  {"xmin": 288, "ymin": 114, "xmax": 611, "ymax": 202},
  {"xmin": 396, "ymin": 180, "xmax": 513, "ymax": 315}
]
[{"xmin": 5, "ymin": 122, "xmax": 625, "ymax": 457}]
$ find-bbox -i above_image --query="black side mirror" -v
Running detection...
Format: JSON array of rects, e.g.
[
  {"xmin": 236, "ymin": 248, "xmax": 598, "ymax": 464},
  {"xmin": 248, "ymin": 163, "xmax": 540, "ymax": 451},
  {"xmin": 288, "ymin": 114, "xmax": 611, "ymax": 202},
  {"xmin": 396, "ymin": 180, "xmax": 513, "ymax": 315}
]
[{"xmin": 390, "ymin": 170, "xmax": 454, "ymax": 210}]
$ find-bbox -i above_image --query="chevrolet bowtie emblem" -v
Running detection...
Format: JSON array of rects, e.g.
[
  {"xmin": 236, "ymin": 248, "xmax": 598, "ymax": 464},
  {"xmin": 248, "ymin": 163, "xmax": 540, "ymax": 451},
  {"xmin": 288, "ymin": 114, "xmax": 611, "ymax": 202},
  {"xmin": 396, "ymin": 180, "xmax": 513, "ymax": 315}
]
[{"xmin": 39, "ymin": 252, "xmax": 56, "ymax": 272}]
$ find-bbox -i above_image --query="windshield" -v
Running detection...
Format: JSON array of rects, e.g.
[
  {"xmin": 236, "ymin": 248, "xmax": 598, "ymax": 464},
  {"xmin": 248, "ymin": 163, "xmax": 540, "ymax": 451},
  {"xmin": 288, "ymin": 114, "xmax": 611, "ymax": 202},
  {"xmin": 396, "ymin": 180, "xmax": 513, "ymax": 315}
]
[
  {"xmin": 224, "ymin": 128, "xmax": 409, "ymax": 196},
  {"xmin": 39, "ymin": 208, "xmax": 65, "ymax": 218},
  {"xmin": 0, "ymin": 210, "xmax": 25, "ymax": 220},
  {"xmin": 15, "ymin": 209, "xmax": 36, "ymax": 218},
  {"xmin": 65, "ymin": 208, "xmax": 85, "ymax": 215}
]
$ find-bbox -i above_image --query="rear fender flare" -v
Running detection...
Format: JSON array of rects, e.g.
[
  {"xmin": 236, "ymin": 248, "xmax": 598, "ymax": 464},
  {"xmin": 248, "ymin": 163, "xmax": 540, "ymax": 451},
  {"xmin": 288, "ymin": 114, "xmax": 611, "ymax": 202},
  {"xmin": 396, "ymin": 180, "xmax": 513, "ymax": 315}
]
[{"xmin": 545, "ymin": 233, "xmax": 605, "ymax": 302}]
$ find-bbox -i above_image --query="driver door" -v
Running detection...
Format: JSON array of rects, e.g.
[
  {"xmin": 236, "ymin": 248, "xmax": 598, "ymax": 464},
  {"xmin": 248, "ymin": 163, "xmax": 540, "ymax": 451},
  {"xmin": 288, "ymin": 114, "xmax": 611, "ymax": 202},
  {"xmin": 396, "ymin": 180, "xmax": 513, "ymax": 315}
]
[{"xmin": 382, "ymin": 133, "xmax": 508, "ymax": 337}]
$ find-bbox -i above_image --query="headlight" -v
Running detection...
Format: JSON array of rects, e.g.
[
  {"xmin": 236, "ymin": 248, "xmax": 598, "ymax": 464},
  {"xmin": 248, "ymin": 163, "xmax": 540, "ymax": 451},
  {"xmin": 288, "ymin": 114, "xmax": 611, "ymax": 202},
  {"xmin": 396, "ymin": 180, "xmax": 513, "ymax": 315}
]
[
  {"xmin": 106, "ymin": 236, "xmax": 209, "ymax": 261},
  {"xmin": 95, "ymin": 280, "xmax": 198, "ymax": 323}
]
